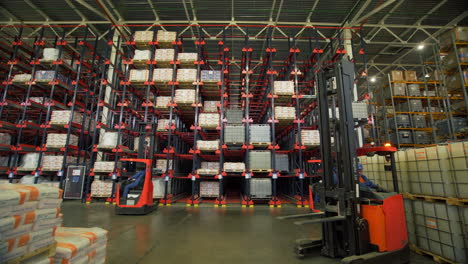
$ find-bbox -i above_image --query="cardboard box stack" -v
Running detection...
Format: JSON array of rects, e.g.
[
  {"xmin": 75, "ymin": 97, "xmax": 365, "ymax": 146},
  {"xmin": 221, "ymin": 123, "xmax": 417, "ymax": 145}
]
[
  {"xmin": 224, "ymin": 162, "xmax": 245, "ymax": 172},
  {"xmin": 197, "ymin": 140, "xmax": 219, "ymax": 151},
  {"xmin": 0, "ymin": 184, "xmax": 63, "ymax": 263},
  {"xmin": 93, "ymin": 161, "xmax": 116, "ymax": 173},
  {"xmin": 199, "ymin": 113, "xmax": 220, "ymax": 129},
  {"xmin": 391, "ymin": 70, "xmax": 404, "ymax": 81},
  {"xmin": 155, "ymin": 96, "xmax": 171, "ymax": 110},
  {"xmin": 199, "ymin": 181, "xmax": 219, "ymax": 197},
  {"xmin": 46, "ymin": 134, "xmax": 79, "ymax": 148},
  {"xmin": 156, "ymin": 30, "xmax": 177, "ymax": 47},
  {"xmin": 42, "ymin": 156, "xmax": 77, "ymax": 171},
  {"xmin": 301, "ymin": 130, "xmax": 320, "ymax": 147},
  {"xmin": 178, "ymin": 53, "xmax": 197, "ymax": 67},
  {"xmin": 34, "ymin": 71, "xmax": 68, "ymax": 85},
  {"xmin": 129, "ymin": 69, "xmax": 149, "ymax": 82},
  {"xmin": 274, "ymin": 81, "xmax": 294, "ymax": 96},
  {"xmin": 157, "ymin": 119, "xmax": 171, "ymax": 131},
  {"xmin": 200, "ymin": 70, "xmax": 221, "ymax": 83},
  {"xmin": 275, "ymin": 106, "xmax": 296, "ymax": 121},
  {"xmin": 177, "ymin": 69, "xmax": 197, "ymax": 84},
  {"xmin": 133, "ymin": 50, "xmax": 151, "ymax": 61},
  {"xmin": 50, "ymin": 110, "xmax": 83, "ymax": 125},
  {"xmin": 54, "ymin": 227, "xmax": 108, "ymax": 264},
  {"xmin": 90, "ymin": 179, "xmax": 113, "ymax": 197},
  {"xmin": 175, "ymin": 89, "xmax": 196, "ymax": 105},
  {"xmin": 12, "ymin": 73, "xmax": 32, "ymax": 83},
  {"xmin": 134, "ymin": 31, "xmax": 153, "ymax": 48},
  {"xmin": 203, "ymin": 101, "xmax": 219, "ymax": 112},
  {"xmin": 198, "ymin": 162, "xmax": 220, "ymax": 175},
  {"xmin": 153, "ymin": 68, "xmax": 173, "ymax": 83},
  {"xmin": 42, "ymin": 48, "xmax": 60, "ymax": 61},
  {"xmin": 154, "ymin": 49, "xmax": 175, "ymax": 65}
]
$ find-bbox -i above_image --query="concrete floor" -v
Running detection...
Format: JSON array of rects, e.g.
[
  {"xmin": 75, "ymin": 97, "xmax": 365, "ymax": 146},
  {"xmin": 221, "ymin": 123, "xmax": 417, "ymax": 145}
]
[{"xmin": 61, "ymin": 201, "xmax": 434, "ymax": 264}]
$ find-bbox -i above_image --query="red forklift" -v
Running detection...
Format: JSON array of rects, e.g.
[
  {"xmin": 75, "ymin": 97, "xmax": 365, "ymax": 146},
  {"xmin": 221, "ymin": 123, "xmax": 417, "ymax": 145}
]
[
  {"xmin": 115, "ymin": 158, "xmax": 157, "ymax": 215},
  {"xmin": 280, "ymin": 59, "xmax": 409, "ymax": 263}
]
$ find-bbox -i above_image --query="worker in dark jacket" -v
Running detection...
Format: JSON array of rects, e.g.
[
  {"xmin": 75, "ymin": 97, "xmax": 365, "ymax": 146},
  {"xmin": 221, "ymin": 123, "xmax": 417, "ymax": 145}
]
[
  {"xmin": 357, "ymin": 163, "xmax": 386, "ymax": 192},
  {"xmin": 123, "ymin": 170, "xmax": 145, "ymax": 198}
]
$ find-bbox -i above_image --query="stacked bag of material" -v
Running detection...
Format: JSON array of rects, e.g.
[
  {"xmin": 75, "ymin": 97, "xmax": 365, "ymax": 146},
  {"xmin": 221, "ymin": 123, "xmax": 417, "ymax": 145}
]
[
  {"xmin": 54, "ymin": 227, "xmax": 108, "ymax": 264},
  {"xmin": 98, "ymin": 132, "xmax": 119, "ymax": 148},
  {"xmin": 224, "ymin": 162, "xmax": 245, "ymax": 172},
  {"xmin": 273, "ymin": 81, "xmax": 294, "ymax": 96},
  {"xmin": 175, "ymin": 89, "xmax": 196, "ymax": 105},
  {"xmin": 46, "ymin": 134, "xmax": 79, "ymax": 148},
  {"xmin": 156, "ymin": 30, "xmax": 177, "ymax": 47},
  {"xmin": 154, "ymin": 49, "xmax": 175, "ymax": 65},
  {"xmin": 129, "ymin": 69, "xmax": 149, "ymax": 82},
  {"xmin": 301, "ymin": 130, "xmax": 320, "ymax": 147},
  {"xmin": 199, "ymin": 113, "xmax": 220, "ymax": 129},
  {"xmin": 42, "ymin": 156, "xmax": 77, "ymax": 171},
  {"xmin": 93, "ymin": 161, "xmax": 116, "ymax": 173},
  {"xmin": 0, "ymin": 132, "xmax": 11, "ymax": 145},
  {"xmin": 178, "ymin": 53, "xmax": 197, "ymax": 67},
  {"xmin": 155, "ymin": 96, "xmax": 171, "ymax": 109},
  {"xmin": 133, "ymin": 50, "xmax": 151, "ymax": 61},
  {"xmin": 12, "ymin": 73, "xmax": 32, "ymax": 83},
  {"xmin": 0, "ymin": 184, "xmax": 63, "ymax": 263},
  {"xmin": 153, "ymin": 68, "xmax": 173, "ymax": 83},
  {"xmin": 17, "ymin": 153, "xmax": 42, "ymax": 172},
  {"xmin": 275, "ymin": 106, "xmax": 296, "ymax": 121},
  {"xmin": 50, "ymin": 110, "xmax": 83, "ymax": 126},
  {"xmin": 203, "ymin": 101, "xmax": 219, "ymax": 112},
  {"xmin": 42, "ymin": 48, "xmax": 60, "ymax": 61},
  {"xmin": 29, "ymin": 97, "xmax": 51, "ymax": 105},
  {"xmin": 197, "ymin": 140, "xmax": 219, "ymax": 151},
  {"xmin": 199, "ymin": 181, "xmax": 219, "ymax": 197},
  {"xmin": 134, "ymin": 31, "xmax": 153, "ymax": 44},
  {"xmin": 156, "ymin": 119, "xmax": 171, "ymax": 131},
  {"xmin": 177, "ymin": 69, "xmax": 197, "ymax": 83},
  {"xmin": 198, "ymin": 162, "xmax": 219, "ymax": 175},
  {"xmin": 90, "ymin": 179, "xmax": 113, "ymax": 197}
]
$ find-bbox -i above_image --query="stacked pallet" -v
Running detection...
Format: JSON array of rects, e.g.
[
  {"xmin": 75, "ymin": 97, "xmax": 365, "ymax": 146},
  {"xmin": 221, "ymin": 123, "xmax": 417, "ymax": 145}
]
[
  {"xmin": 0, "ymin": 132, "xmax": 11, "ymax": 145},
  {"xmin": 46, "ymin": 134, "xmax": 79, "ymax": 148},
  {"xmin": 155, "ymin": 96, "xmax": 171, "ymax": 110},
  {"xmin": 203, "ymin": 101, "xmax": 219, "ymax": 112},
  {"xmin": 93, "ymin": 161, "xmax": 116, "ymax": 173},
  {"xmin": 157, "ymin": 119, "xmax": 171, "ymax": 131},
  {"xmin": 34, "ymin": 71, "xmax": 69, "ymax": 85},
  {"xmin": 250, "ymin": 179, "xmax": 271, "ymax": 199},
  {"xmin": 199, "ymin": 113, "xmax": 220, "ymax": 129},
  {"xmin": 198, "ymin": 162, "xmax": 220, "ymax": 176},
  {"xmin": 249, "ymin": 151, "xmax": 271, "ymax": 171},
  {"xmin": 156, "ymin": 30, "xmax": 176, "ymax": 48},
  {"xmin": 97, "ymin": 132, "xmax": 119, "ymax": 149},
  {"xmin": 152, "ymin": 178, "xmax": 170, "ymax": 198},
  {"xmin": 154, "ymin": 49, "xmax": 174, "ymax": 67},
  {"xmin": 129, "ymin": 69, "xmax": 149, "ymax": 83},
  {"xmin": 199, "ymin": 181, "xmax": 219, "ymax": 197},
  {"xmin": 224, "ymin": 162, "xmax": 245, "ymax": 173},
  {"xmin": 275, "ymin": 106, "xmax": 295, "ymax": 122},
  {"xmin": 249, "ymin": 125, "xmax": 271, "ymax": 145},
  {"xmin": 177, "ymin": 69, "xmax": 197, "ymax": 88},
  {"xmin": 224, "ymin": 125, "xmax": 245, "ymax": 145},
  {"xmin": 153, "ymin": 69, "xmax": 173, "ymax": 86},
  {"xmin": 197, "ymin": 140, "xmax": 219, "ymax": 152},
  {"xmin": 12, "ymin": 73, "xmax": 32, "ymax": 83},
  {"xmin": 0, "ymin": 184, "xmax": 63, "ymax": 263},
  {"xmin": 301, "ymin": 130, "xmax": 320, "ymax": 147},
  {"xmin": 273, "ymin": 81, "xmax": 294, "ymax": 96},
  {"xmin": 42, "ymin": 156, "xmax": 77, "ymax": 171},
  {"xmin": 16, "ymin": 153, "xmax": 41, "ymax": 171},
  {"xmin": 178, "ymin": 53, "xmax": 197, "ymax": 67},
  {"xmin": 134, "ymin": 31, "xmax": 153, "ymax": 49},
  {"xmin": 50, "ymin": 111, "xmax": 83, "ymax": 126},
  {"xmin": 175, "ymin": 89, "xmax": 196, "ymax": 105}
]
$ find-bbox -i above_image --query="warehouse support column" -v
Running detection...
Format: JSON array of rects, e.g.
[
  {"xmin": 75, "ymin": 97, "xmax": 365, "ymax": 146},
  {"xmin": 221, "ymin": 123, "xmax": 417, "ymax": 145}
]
[
  {"xmin": 344, "ymin": 29, "xmax": 363, "ymax": 147},
  {"xmin": 98, "ymin": 32, "xmax": 120, "ymax": 161}
]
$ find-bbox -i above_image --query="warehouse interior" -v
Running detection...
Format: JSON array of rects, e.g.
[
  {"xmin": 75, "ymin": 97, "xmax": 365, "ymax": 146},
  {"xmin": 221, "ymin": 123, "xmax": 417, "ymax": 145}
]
[{"xmin": 0, "ymin": 1, "xmax": 467, "ymax": 264}]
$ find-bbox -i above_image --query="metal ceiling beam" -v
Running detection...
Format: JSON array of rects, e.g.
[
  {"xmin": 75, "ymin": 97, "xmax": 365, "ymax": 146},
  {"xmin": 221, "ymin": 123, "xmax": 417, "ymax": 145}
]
[
  {"xmin": 181, "ymin": 0, "xmax": 195, "ymax": 37},
  {"xmin": 0, "ymin": 5, "xmax": 21, "ymax": 21},
  {"xmin": 63, "ymin": 0, "xmax": 101, "ymax": 37},
  {"xmin": 146, "ymin": 0, "xmax": 167, "ymax": 31},
  {"xmin": 347, "ymin": 0, "xmax": 372, "ymax": 26},
  {"xmin": 73, "ymin": 0, "xmax": 108, "ymax": 20},
  {"xmin": 364, "ymin": 0, "xmax": 405, "ymax": 39},
  {"xmin": 22, "ymin": 0, "xmax": 60, "ymax": 37},
  {"xmin": 350, "ymin": 0, "xmax": 397, "ymax": 26}
]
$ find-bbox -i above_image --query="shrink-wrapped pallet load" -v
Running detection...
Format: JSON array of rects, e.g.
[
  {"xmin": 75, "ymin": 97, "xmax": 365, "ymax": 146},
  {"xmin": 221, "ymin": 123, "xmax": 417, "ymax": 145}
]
[
  {"xmin": 46, "ymin": 134, "xmax": 79, "ymax": 148},
  {"xmin": 157, "ymin": 119, "xmax": 171, "ymax": 131},
  {"xmin": 275, "ymin": 106, "xmax": 296, "ymax": 121},
  {"xmin": 199, "ymin": 113, "xmax": 220, "ymax": 129},
  {"xmin": 156, "ymin": 30, "xmax": 177, "ymax": 47},
  {"xmin": 129, "ymin": 69, "xmax": 149, "ymax": 82},
  {"xmin": 42, "ymin": 156, "xmax": 77, "ymax": 171},
  {"xmin": 175, "ymin": 89, "xmax": 196, "ymax": 105},
  {"xmin": 155, "ymin": 96, "xmax": 171, "ymax": 110},
  {"xmin": 97, "ymin": 132, "xmax": 119, "ymax": 149},
  {"xmin": 155, "ymin": 159, "xmax": 173, "ymax": 172},
  {"xmin": 177, "ymin": 69, "xmax": 197, "ymax": 86},
  {"xmin": 133, "ymin": 49, "xmax": 151, "ymax": 61},
  {"xmin": 134, "ymin": 136, "xmax": 151, "ymax": 152},
  {"xmin": 42, "ymin": 48, "xmax": 60, "ymax": 61},
  {"xmin": 178, "ymin": 52, "xmax": 197, "ymax": 67},
  {"xmin": 50, "ymin": 110, "xmax": 83, "ymax": 125},
  {"xmin": 12, "ymin": 73, "xmax": 32, "ymax": 83},
  {"xmin": 17, "ymin": 153, "xmax": 42, "ymax": 172},
  {"xmin": 134, "ymin": 31, "xmax": 153, "ymax": 49},
  {"xmin": 301, "ymin": 130, "xmax": 320, "ymax": 147},
  {"xmin": 199, "ymin": 181, "xmax": 219, "ymax": 197},
  {"xmin": 93, "ymin": 161, "xmax": 116, "ymax": 173},
  {"xmin": 224, "ymin": 162, "xmax": 245, "ymax": 172},
  {"xmin": 198, "ymin": 162, "xmax": 220, "ymax": 175},
  {"xmin": 34, "ymin": 71, "xmax": 69, "ymax": 85},
  {"xmin": 153, "ymin": 68, "xmax": 173, "ymax": 83},
  {"xmin": 154, "ymin": 49, "xmax": 175, "ymax": 66},
  {"xmin": 200, "ymin": 70, "xmax": 221, "ymax": 83},
  {"xmin": 0, "ymin": 184, "xmax": 63, "ymax": 263}
]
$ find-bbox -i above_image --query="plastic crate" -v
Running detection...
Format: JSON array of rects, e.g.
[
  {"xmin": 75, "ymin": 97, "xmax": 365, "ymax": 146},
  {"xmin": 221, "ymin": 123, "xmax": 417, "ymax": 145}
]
[
  {"xmin": 224, "ymin": 125, "xmax": 245, "ymax": 144},
  {"xmin": 390, "ymin": 131, "xmax": 413, "ymax": 145},
  {"xmin": 275, "ymin": 154, "xmax": 289, "ymax": 172},
  {"xmin": 225, "ymin": 109, "xmax": 243, "ymax": 124},
  {"xmin": 249, "ymin": 125, "xmax": 271, "ymax": 144},
  {"xmin": 250, "ymin": 179, "xmax": 271, "ymax": 198},
  {"xmin": 249, "ymin": 151, "xmax": 271, "ymax": 171}
]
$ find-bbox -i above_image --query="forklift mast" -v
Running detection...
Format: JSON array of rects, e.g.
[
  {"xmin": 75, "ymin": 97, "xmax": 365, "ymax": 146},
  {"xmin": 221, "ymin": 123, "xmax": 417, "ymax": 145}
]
[{"xmin": 316, "ymin": 58, "xmax": 366, "ymax": 258}]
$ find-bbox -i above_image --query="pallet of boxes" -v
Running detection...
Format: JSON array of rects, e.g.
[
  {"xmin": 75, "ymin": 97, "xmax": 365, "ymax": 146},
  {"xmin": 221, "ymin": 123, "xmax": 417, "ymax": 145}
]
[{"xmin": 0, "ymin": 184, "xmax": 109, "ymax": 264}]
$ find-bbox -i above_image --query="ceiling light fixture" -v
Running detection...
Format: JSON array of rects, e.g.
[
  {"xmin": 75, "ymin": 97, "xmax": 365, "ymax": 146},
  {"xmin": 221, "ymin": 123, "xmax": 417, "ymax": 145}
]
[
  {"xmin": 370, "ymin": 77, "xmax": 376, "ymax": 83},
  {"xmin": 417, "ymin": 44, "xmax": 425, "ymax": 50}
]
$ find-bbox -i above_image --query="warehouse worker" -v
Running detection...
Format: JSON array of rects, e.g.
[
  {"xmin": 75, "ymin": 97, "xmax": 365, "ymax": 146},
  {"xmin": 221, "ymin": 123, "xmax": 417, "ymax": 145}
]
[
  {"xmin": 123, "ymin": 170, "xmax": 146, "ymax": 198},
  {"xmin": 357, "ymin": 163, "xmax": 386, "ymax": 192}
]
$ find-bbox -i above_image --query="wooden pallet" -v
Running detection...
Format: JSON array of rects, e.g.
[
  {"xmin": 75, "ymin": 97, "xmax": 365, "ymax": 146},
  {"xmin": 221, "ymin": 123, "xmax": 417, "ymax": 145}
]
[
  {"xmin": 251, "ymin": 169, "xmax": 272, "ymax": 173},
  {"xmin": 410, "ymin": 244, "xmax": 457, "ymax": 264},
  {"xmin": 251, "ymin": 142, "xmax": 270, "ymax": 147},
  {"xmin": 7, "ymin": 242, "xmax": 56, "ymax": 264},
  {"xmin": 403, "ymin": 193, "xmax": 468, "ymax": 206}
]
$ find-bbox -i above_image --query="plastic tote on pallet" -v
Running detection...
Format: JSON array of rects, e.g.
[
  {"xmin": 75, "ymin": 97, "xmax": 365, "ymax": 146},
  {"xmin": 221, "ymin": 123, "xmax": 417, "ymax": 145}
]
[
  {"xmin": 250, "ymin": 179, "xmax": 271, "ymax": 198},
  {"xmin": 225, "ymin": 109, "xmax": 243, "ymax": 124},
  {"xmin": 447, "ymin": 141, "xmax": 468, "ymax": 198},
  {"xmin": 414, "ymin": 132, "xmax": 431, "ymax": 145},
  {"xmin": 412, "ymin": 115, "xmax": 427, "ymax": 128},
  {"xmin": 275, "ymin": 154, "xmax": 289, "ymax": 172},
  {"xmin": 224, "ymin": 125, "xmax": 245, "ymax": 144},
  {"xmin": 411, "ymin": 200, "xmax": 466, "ymax": 263},
  {"xmin": 390, "ymin": 131, "xmax": 413, "ymax": 145},
  {"xmin": 249, "ymin": 125, "xmax": 271, "ymax": 144},
  {"xmin": 248, "ymin": 151, "xmax": 271, "ymax": 171}
]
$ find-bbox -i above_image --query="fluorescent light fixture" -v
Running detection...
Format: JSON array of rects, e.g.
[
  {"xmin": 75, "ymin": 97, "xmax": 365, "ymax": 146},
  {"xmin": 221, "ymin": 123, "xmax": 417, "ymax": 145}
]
[
  {"xmin": 425, "ymin": 73, "xmax": 430, "ymax": 78},
  {"xmin": 417, "ymin": 44, "xmax": 425, "ymax": 50}
]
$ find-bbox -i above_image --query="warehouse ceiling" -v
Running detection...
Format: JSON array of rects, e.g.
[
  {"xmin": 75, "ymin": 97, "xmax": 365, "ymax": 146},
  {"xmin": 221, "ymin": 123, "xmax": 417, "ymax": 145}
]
[{"xmin": 0, "ymin": 0, "xmax": 467, "ymax": 78}]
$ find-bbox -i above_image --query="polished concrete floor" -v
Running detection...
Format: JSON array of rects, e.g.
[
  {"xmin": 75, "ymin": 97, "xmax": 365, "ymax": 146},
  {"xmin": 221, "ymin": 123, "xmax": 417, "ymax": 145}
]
[{"xmin": 61, "ymin": 202, "xmax": 434, "ymax": 264}]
